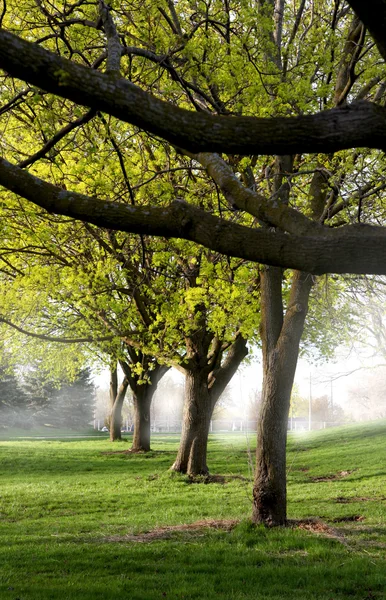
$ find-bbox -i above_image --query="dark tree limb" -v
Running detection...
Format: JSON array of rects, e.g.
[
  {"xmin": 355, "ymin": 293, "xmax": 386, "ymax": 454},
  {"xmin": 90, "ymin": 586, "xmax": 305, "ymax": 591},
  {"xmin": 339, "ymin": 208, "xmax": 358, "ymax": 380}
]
[
  {"xmin": 1, "ymin": 31, "xmax": 386, "ymax": 155},
  {"xmin": 1, "ymin": 156, "xmax": 386, "ymax": 275},
  {"xmin": 347, "ymin": 0, "xmax": 386, "ymax": 61}
]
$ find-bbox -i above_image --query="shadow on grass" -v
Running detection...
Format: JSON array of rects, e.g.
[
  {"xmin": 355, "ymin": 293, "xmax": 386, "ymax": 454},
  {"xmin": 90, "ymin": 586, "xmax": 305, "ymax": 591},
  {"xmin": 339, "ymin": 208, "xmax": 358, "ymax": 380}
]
[
  {"xmin": 2, "ymin": 523, "xmax": 386, "ymax": 600},
  {"xmin": 0, "ymin": 444, "xmax": 177, "ymax": 478}
]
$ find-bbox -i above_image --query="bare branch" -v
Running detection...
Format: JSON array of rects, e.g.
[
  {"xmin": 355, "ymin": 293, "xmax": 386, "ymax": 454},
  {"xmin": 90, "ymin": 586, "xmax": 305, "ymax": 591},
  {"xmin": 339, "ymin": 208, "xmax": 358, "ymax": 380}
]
[
  {"xmin": 0, "ymin": 315, "xmax": 118, "ymax": 344},
  {"xmin": 99, "ymin": 0, "xmax": 122, "ymax": 76},
  {"xmin": 0, "ymin": 0, "xmax": 6, "ymax": 29},
  {"xmin": 18, "ymin": 108, "xmax": 96, "ymax": 168},
  {"xmin": 166, "ymin": 0, "xmax": 183, "ymax": 37}
]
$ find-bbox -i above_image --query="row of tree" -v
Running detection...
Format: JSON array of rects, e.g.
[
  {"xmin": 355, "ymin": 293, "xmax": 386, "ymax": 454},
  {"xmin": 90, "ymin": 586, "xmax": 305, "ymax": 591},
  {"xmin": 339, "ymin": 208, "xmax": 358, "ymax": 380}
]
[{"xmin": 0, "ymin": 0, "xmax": 385, "ymax": 526}]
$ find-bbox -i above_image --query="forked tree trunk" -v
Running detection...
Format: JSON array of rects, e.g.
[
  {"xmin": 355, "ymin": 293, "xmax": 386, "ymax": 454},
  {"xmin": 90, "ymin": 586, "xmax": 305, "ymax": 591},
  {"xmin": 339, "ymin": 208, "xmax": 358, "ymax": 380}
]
[
  {"xmin": 252, "ymin": 268, "xmax": 312, "ymax": 525},
  {"xmin": 171, "ymin": 369, "xmax": 213, "ymax": 475},
  {"xmin": 109, "ymin": 376, "xmax": 129, "ymax": 442},
  {"xmin": 131, "ymin": 384, "xmax": 153, "ymax": 452},
  {"xmin": 250, "ymin": 12, "xmax": 354, "ymax": 524},
  {"xmin": 172, "ymin": 335, "xmax": 248, "ymax": 476}
]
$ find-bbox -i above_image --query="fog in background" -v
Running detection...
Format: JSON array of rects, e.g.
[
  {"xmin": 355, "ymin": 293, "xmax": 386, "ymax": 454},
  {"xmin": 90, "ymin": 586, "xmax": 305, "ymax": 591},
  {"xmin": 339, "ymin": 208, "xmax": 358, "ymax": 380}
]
[{"xmin": 94, "ymin": 341, "xmax": 386, "ymax": 431}]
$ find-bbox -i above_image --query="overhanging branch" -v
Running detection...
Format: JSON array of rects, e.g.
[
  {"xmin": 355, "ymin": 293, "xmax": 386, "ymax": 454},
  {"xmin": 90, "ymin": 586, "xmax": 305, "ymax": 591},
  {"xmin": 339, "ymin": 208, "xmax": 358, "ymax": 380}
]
[
  {"xmin": 1, "ymin": 157, "xmax": 386, "ymax": 275},
  {"xmin": 347, "ymin": 0, "xmax": 386, "ymax": 61},
  {"xmin": 1, "ymin": 31, "xmax": 386, "ymax": 155}
]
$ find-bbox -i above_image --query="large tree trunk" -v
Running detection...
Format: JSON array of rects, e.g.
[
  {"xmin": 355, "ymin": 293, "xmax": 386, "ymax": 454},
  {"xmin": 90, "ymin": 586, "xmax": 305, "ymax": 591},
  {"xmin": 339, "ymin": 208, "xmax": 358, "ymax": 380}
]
[
  {"xmin": 172, "ymin": 335, "xmax": 248, "ymax": 476},
  {"xmin": 109, "ymin": 375, "xmax": 129, "ymax": 442},
  {"xmin": 171, "ymin": 369, "xmax": 213, "ymax": 475},
  {"xmin": 131, "ymin": 383, "xmax": 153, "ymax": 452},
  {"xmin": 252, "ymin": 268, "xmax": 313, "ymax": 525},
  {"xmin": 126, "ymin": 362, "xmax": 169, "ymax": 452},
  {"xmin": 252, "ymin": 340, "xmax": 300, "ymax": 525}
]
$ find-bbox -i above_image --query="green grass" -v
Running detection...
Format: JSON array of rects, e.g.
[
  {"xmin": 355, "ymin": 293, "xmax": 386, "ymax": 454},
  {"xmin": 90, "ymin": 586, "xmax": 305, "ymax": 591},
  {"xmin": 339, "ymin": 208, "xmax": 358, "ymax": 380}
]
[
  {"xmin": 0, "ymin": 425, "xmax": 106, "ymax": 439},
  {"xmin": 1, "ymin": 422, "xmax": 386, "ymax": 599}
]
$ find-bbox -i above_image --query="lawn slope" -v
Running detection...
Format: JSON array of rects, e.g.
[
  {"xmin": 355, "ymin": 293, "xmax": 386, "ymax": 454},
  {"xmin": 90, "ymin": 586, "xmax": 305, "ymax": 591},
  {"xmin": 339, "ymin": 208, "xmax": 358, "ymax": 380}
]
[{"xmin": 0, "ymin": 421, "xmax": 385, "ymax": 599}]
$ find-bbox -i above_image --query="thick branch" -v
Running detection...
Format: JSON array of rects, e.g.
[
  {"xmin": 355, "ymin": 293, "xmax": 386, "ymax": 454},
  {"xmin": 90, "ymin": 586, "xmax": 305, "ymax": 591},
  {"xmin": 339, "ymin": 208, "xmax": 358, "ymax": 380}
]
[
  {"xmin": 118, "ymin": 359, "xmax": 137, "ymax": 393},
  {"xmin": 196, "ymin": 152, "xmax": 320, "ymax": 235},
  {"xmin": 1, "ymin": 157, "xmax": 386, "ymax": 274},
  {"xmin": 1, "ymin": 31, "xmax": 386, "ymax": 154},
  {"xmin": 347, "ymin": 0, "xmax": 386, "ymax": 61},
  {"xmin": 209, "ymin": 335, "xmax": 248, "ymax": 401},
  {"xmin": 99, "ymin": 1, "xmax": 122, "ymax": 75}
]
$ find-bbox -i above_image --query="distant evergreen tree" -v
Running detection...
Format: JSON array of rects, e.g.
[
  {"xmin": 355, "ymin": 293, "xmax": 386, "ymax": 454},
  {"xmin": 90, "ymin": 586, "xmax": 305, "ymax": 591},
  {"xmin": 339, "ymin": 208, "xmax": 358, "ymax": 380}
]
[
  {"xmin": 50, "ymin": 368, "xmax": 96, "ymax": 429},
  {"xmin": 20, "ymin": 366, "xmax": 56, "ymax": 426},
  {"xmin": 0, "ymin": 366, "xmax": 30, "ymax": 427},
  {"xmin": 21, "ymin": 366, "xmax": 96, "ymax": 429}
]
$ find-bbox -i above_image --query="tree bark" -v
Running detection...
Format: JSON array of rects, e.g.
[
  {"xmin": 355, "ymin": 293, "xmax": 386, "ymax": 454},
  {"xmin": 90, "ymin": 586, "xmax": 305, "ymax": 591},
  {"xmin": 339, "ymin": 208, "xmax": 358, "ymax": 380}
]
[
  {"xmin": 131, "ymin": 383, "xmax": 153, "ymax": 452},
  {"xmin": 252, "ymin": 269, "xmax": 313, "ymax": 525},
  {"xmin": 1, "ymin": 29, "xmax": 386, "ymax": 155},
  {"xmin": 171, "ymin": 369, "xmax": 213, "ymax": 475},
  {"xmin": 109, "ymin": 373, "xmax": 129, "ymax": 442},
  {"xmin": 172, "ymin": 335, "xmax": 248, "ymax": 476},
  {"xmin": 2, "ymin": 155, "xmax": 386, "ymax": 275},
  {"xmin": 251, "ymin": 17, "xmax": 362, "ymax": 525},
  {"xmin": 119, "ymin": 360, "xmax": 169, "ymax": 452}
]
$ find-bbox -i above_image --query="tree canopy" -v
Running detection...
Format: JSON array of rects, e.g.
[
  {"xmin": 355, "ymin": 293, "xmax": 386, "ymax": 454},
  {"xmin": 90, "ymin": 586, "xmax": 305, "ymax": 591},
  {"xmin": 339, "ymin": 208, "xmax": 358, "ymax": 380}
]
[{"xmin": 0, "ymin": 1, "xmax": 385, "ymax": 274}]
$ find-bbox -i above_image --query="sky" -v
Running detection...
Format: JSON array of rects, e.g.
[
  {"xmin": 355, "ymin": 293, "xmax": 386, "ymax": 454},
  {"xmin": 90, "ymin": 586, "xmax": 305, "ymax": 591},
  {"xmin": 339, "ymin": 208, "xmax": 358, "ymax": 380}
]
[{"xmin": 231, "ymin": 344, "xmax": 386, "ymax": 414}]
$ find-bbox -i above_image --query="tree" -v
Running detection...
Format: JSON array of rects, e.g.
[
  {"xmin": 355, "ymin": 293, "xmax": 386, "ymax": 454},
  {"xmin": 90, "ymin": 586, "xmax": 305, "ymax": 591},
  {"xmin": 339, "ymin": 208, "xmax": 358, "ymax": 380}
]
[
  {"xmin": 0, "ymin": 0, "xmax": 386, "ymax": 523},
  {"xmin": 0, "ymin": 199, "xmax": 254, "ymax": 457},
  {"xmin": 54, "ymin": 367, "xmax": 96, "ymax": 429},
  {"xmin": 107, "ymin": 360, "xmax": 129, "ymax": 440},
  {"xmin": 0, "ymin": 84, "xmax": 259, "ymax": 462},
  {"xmin": 0, "ymin": 3, "xmax": 385, "ymax": 273},
  {"xmin": 18, "ymin": 364, "xmax": 95, "ymax": 428},
  {"xmin": 343, "ymin": 276, "xmax": 386, "ymax": 360},
  {"xmin": 251, "ymin": 2, "xmax": 382, "ymax": 522},
  {"xmin": 171, "ymin": 332, "xmax": 249, "ymax": 475},
  {"xmin": 0, "ymin": 364, "xmax": 29, "ymax": 427}
]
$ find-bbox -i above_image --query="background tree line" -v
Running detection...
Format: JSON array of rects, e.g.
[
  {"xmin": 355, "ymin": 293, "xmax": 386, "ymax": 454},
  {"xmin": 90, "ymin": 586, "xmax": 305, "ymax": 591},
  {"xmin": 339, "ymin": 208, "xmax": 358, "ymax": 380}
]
[{"xmin": 0, "ymin": 361, "xmax": 95, "ymax": 429}]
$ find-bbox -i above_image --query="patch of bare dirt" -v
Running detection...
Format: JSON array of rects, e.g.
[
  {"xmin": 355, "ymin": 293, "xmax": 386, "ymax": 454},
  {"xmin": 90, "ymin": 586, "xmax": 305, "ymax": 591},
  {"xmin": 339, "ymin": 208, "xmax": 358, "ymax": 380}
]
[
  {"xmin": 102, "ymin": 519, "xmax": 239, "ymax": 543},
  {"xmin": 186, "ymin": 474, "xmax": 250, "ymax": 485},
  {"xmin": 335, "ymin": 496, "xmax": 386, "ymax": 504},
  {"xmin": 289, "ymin": 518, "xmax": 348, "ymax": 544},
  {"xmin": 359, "ymin": 540, "xmax": 386, "ymax": 549},
  {"xmin": 101, "ymin": 449, "xmax": 145, "ymax": 455},
  {"xmin": 100, "ymin": 449, "xmax": 172, "ymax": 456},
  {"xmin": 332, "ymin": 515, "xmax": 365, "ymax": 523},
  {"xmin": 101, "ymin": 516, "xmax": 379, "ymax": 547},
  {"xmin": 310, "ymin": 469, "xmax": 356, "ymax": 482}
]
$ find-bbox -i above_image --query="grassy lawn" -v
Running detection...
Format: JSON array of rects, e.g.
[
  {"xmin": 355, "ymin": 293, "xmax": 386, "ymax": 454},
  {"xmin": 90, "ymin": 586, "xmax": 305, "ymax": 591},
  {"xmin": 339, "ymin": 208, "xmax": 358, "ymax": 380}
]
[{"xmin": 1, "ymin": 422, "xmax": 386, "ymax": 599}]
